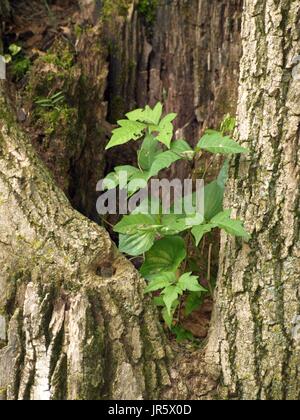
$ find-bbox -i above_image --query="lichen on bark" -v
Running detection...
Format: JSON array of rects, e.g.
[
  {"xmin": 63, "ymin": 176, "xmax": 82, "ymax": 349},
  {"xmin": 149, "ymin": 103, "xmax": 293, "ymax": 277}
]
[
  {"xmin": 0, "ymin": 82, "xmax": 173, "ymax": 400},
  {"xmin": 205, "ymin": 0, "xmax": 300, "ymax": 400},
  {"xmin": 0, "ymin": 79, "xmax": 217, "ymax": 400}
]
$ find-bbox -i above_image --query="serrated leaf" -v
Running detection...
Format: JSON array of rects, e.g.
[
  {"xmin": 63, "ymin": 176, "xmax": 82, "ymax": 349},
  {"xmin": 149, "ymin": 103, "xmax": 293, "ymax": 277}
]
[
  {"xmin": 114, "ymin": 165, "xmax": 141, "ymax": 177},
  {"xmin": 114, "ymin": 214, "xmax": 160, "ymax": 235},
  {"xmin": 138, "ymin": 133, "xmax": 160, "ymax": 171},
  {"xmin": 162, "ymin": 285, "xmax": 182, "ymax": 316},
  {"xmin": 211, "ymin": 210, "xmax": 250, "ymax": 239},
  {"xmin": 119, "ymin": 231, "xmax": 155, "ymax": 256},
  {"xmin": 105, "ymin": 120, "xmax": 146, "ymax": 150},
  {"xmin": 151, "ymin": 102, "xmax": 163, "ymax": 125},
  {"xmin": 102, "ymin": 172, "xmax": 120, "ymax": 190},
  {"xmin": 156, "ymin": 113, "xmax": 177, "ymax": 148},
  {"xmin": 149, "ymin": 150, "xmax": 181, "ymax": 177},
  {"xmin": 170, "ymin": 139, "xmax": 194, "ymax": 159},
  {"xmin": 102, "ymin": 165, "xmax": 141, "ymax": 190},
  {"xmin": 204, "ymin": 180, "xmax": 224, "ymax": 221},
  {"xmin": 217, "ymin": 159, "xmax": 229, "ymax": 188},
  {"xmin": 196, "ymin": 130, "xmax": 249, "ymax": 154},
  {"xmin": 145, "ymin": 278, "xmax": 171, "ymax": 293},
  {"xmin": 191, "ymin": 224, "xmax": 215, "ymax": 246},
  {"xmin": 184, "ymin": 212, "xmax": 204, "ymax": 226},
  {"xmin": 160, "ymin": 214, "xmax": 189, "ymax": 235},
  {"xmin": 126, "ymin": 103, "xmax": 163, "ymax": 125},
  {"xmin": 162, "ymin": 306, "xmax": 175, "ymax": 327},
  {"xmin": 171, "ymin": 139, "xmax": 192, "ymax": 152},
  {"xmin": 140, "ymin": 236, "xmax": 186, "ymax": 278},
  {"xmin": 146, "ymin": 271, "xmax": 177, "ymax": 283},
  {"xmin": 131, "ymin": 195, "xmax": 161, "ymax": 215},
  {"xmin": 144, "ymin": 272, "xmax": 176, "ymax": 293},
  {"xmin": 125, "ymin": 108, "xmax": 143, "ymax": 121},
  {"xmin": 127, "ymin": 172, "xmax": 150, "ymax": 196},
  {"xmin": 178, "ymin": 272, "xmax": 206, "ymax": 292},
  {"xmin": 160, "ymin": 213, "xmax": 203, "ymax": 236}
]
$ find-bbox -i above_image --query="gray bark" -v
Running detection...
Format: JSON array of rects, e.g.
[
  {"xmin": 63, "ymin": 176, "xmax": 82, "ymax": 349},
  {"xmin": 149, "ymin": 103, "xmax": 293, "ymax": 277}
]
[
  {"xmin": 206, "ymin": 0, "xmax": 300, "ymax": 400},
  {"xmin": 0, "ymin": 83, "xmax": 172, "ymax": 400},
  {"xmin": 0, "ymin": 82, "xmax": 217, "ymax": 400}
]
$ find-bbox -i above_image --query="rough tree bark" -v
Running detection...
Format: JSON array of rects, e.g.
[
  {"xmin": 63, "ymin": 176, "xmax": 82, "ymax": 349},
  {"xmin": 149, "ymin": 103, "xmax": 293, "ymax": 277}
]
[
  {"xmin": 206, "ymin": 0, "xmax": 300, "ymax": 400},
  {"xmin": 1, "ymin": 0, "xmax": 299, "ymax": 401},
  {"xmin": 0, "ymin": 83, "xmax": 173, "ymax": 400},
  {"xmin": 106, "ymin": 0, "xmax": 242, "ymax": 143},
  {"xmin": 0, "ymin": 84, "xmax": 216, "ymax": 401}
]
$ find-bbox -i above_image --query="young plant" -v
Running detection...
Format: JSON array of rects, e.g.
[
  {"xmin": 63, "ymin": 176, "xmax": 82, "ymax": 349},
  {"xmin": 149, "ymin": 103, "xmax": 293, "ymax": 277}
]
[
  {"xmin": 5, "ymin": 44, "xmax": 31, "ymax": 80},
  {"xmin": 35, "ymin": 91, "xmax": 65, "ymax": 111},
  {"xmin": 34, "ymin": 91, "xmax": 76, "ymax": 136},
  {"xmin": 104, "ymin": 103, "xmax": 250, "ymax": 336}
]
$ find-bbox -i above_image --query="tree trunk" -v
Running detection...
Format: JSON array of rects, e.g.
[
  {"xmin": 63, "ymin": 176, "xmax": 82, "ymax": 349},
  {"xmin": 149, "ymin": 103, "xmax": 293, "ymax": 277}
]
[
  {"xmin": 0, "ymin": 83, "xmax": 173, "ymax": 400},
  {"xmin": 0, "ymin": 83, "xmax": 217, "ymax": 400},
  {"xmin": 206, "ymin": 0, "xmax": 300, "ymax": 400},
  {"xmin": 2, "ymin": 0, "xmax": 299, "ymax": 401},
  {"xmin": 106, "ymin": 0, "xmax": 242, "ymax": 143}
]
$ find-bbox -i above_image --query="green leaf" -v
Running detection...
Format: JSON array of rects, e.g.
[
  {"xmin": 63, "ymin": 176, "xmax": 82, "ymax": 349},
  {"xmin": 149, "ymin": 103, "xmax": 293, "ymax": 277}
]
[
  {"xmin": 211, "ymin": 210, "xmax": 250, "ymax": 239},
  {"xmin": 106, "ymin": 120, "xmax": 146, "ymax": 150},
  {"xmin": 153, "ymin": 296, "xmax": 164, "ymax": 307},
  {"xmin": 119, "ymin": 231, "xmax": 155, "ymax": 256},
  {"xmin": 204, "ymin": 180, "xmax": 224, "ymax": 221},
  {"xmin": 220, "ymin": 114, "xmax": 236, "ymax": 135},
  {"xmin": 171, "ymin": 326, "xmax": 195, "ymax": 343},
  {"xmin": 115, "ymin": 165, "xmax": 141, "ymax": 178},
  {"xmin": 217, "ymin": 159, "xmax": 229, "ymax": 188},
  {"xmin": 162, "ymin": 306, "xmax": 175, "ymax": 327},
  {"xmin": 156, "ymin": 113, "xmax": 177, "ymax": 148},
  {"xmin": 126, "ymin": 103, "xmax": 163, "ymax": 125},
  {"xmin": 127, "ymin": 172, "xmax": 150, "ymax": 196},
  {"xmin": 191, "ymin": 224, "xmax": 215, "ymax": 246},
  {"xmin": 114, "ymin": 214, "xmax": 160, "ymax": 235},
  {"xmin": 9, "ymin": 44, "xmax": 21, "ymax": 56},
  {"xmin": 4, "ymin": 54, "xmax": 12, "ymax": 63},
  {"xmin": 151, "ymin": 102, "xmax": 163, "ymax": 125},
  {"xmin": 170, "ymin": 139, "xmax": 194, "ymax": 159},
  {"xmin": 160, "ymin": 214, "xmax": 189, "ymax": 235},
  {"xmin": 144, "ymin": 272, "xmax": 176, "ymax": 293},
  {"xmin": 125, "ymin": 108, "xmax": 143, "ymax": 121},
  {"xmin": 160, "ymin": 213, "xmax": 203, "ymax": 236},
  {"xmin": 185, "ymin": 292, "xmax": 204, "ymax": 317},
  {"xmin": 131, "ymin": 195, "xmax": 161, "ymax": 215},
  {"xmin": 162, "ymin": 285, "xmax": 182, "ymax": 315},
  {"xmin": 102, "ymin": 165, "xmax": 141, "ymax": 190},
  {"xmin": 178, "ymin": 272, "xmax": 206, "ymax": 292},
  {"xmin": 138, "ymin": 134, "xmax": 160, "ymax": 171},
  {"xmin": 149, "ymin": 150, "xmax": 181, "ymax": 177},
  {"xmin": 140, "ymin": 236, "xmax": 186, "ymax": 278},
  {"xmin": 184, "ymin": 212, "xmax": 204, "ymax": 226},
  {"xmin": 196, "ymin": 130, "xmax": 249, "ymax": 155},
  {"xmin": 145, "ymin": 278, "xmax": 171, "ymax": 293},
  {"xmin": 102, "ymin": 172, "xmax": 120, "ymax": 190}
]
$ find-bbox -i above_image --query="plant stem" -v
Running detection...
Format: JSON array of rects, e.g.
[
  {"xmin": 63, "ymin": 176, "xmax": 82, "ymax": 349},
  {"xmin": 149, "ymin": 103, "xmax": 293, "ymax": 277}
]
[
  {"xmin": 100, "ymin": 217, "xmax": 114, "ymax": 228},
  {"xmin": 202, "ymin": 155, "xmax": 216, "ymax": 179},
  {"xmin": 207, "ymin": 243, "xmax": 213, "ymax": 296}
]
